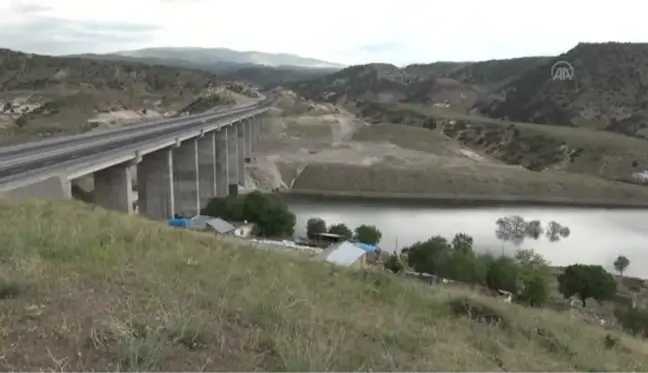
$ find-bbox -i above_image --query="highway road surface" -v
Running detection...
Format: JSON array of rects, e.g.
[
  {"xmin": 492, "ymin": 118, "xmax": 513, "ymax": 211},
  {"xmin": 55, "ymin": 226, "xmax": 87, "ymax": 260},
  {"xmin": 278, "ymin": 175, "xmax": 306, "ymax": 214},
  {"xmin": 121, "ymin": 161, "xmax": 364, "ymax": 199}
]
[{"xmin": 0, "ymin": 94, "xmax": 272, "ymax": 186}]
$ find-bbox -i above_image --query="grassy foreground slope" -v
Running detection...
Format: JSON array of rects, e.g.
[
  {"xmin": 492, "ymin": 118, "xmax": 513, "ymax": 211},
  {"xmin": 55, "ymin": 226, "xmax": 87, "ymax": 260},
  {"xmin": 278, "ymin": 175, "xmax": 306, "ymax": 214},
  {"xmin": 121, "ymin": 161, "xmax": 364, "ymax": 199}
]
[{"xmin": 1, "ymin": 199, "xmax": 647, "ymax": 371}]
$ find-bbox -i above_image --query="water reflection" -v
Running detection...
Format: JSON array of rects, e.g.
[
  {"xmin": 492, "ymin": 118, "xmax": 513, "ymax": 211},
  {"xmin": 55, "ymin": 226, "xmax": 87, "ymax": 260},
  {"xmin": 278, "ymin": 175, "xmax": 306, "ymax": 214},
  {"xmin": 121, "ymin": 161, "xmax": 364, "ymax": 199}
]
[{"xmin": 286, "ymin": 199, "xmax": 648, "ymax": 278}]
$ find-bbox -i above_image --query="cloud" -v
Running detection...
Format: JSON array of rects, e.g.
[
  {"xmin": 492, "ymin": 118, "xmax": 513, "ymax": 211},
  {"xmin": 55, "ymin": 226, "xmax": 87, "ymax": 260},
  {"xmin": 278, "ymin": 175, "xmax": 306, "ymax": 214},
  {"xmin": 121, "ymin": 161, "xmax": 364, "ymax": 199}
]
[
  {"xmin": 0, "ymin": 0, "xmax": 647, "ymax": 65},
  {"xmin": 0, "ymin": 0, "xmax": 161, "ymax": 54}
]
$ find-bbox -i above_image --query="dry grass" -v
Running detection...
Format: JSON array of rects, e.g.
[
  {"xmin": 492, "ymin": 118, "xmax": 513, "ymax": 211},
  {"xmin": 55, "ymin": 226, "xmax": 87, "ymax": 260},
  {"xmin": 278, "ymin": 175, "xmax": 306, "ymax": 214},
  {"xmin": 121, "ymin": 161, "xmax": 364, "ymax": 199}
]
[
  {"xmin": 353, "ymin": 122, "xmax": 466, "ymax": 157},
  {"xmin": 1, "ymin": 199, "xmax": 648, "ymax": 371},
  {"xmin": 291, "ymin": 161, "xmax": 648, "ymax": 206},
  {"xmin": 402, "ymin": 104, "xmax": 648, "ymax": 150}
]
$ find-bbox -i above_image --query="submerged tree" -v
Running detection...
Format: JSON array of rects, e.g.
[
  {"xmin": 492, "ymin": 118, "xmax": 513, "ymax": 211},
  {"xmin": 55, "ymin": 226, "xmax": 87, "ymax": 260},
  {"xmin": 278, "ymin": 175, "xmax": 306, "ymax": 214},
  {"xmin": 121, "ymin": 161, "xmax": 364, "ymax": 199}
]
[
  {"xmin": 545, "ymin": 221, "xmax": 571, "ymax": 242},
  {"xmin": 495, "ymin": 216, "xmax": 571, "ymax": 255}
]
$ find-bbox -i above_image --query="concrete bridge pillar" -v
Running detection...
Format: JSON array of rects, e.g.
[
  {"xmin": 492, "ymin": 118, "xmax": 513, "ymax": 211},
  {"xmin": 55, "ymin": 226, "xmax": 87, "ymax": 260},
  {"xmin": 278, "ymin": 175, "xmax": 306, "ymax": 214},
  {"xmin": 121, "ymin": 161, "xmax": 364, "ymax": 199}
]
[
  {"xmin": 227, "ymin": 125, "xmax": 238, "ymax": 193},
  {"xmin": 237, "ymin": 121, "xmax": 246, "ymax": 186},
  {"xmin": 138, "ymin": 149, "xmax": 174, "ymax": 220},
  {"xmin": 198, "ymin": 133, "xmax": 216, "ymax": 208},
  {"xmin": 255, "ymin": 115, "xmax": 262, "ymax": 145},
  {"xmin": 215, "ymin": 129, "xmax": 229, "ymax": 197},
  {"xmin": 173, "ymin": 139, "xmax": 200, "ymax": 217},
  {"xmin": 246, "ymin": 119, "xmax": 253, "ymax": 155},
  {"xmin": 94, "ymin": 162, "xmax": 134, "ymax": 214}
]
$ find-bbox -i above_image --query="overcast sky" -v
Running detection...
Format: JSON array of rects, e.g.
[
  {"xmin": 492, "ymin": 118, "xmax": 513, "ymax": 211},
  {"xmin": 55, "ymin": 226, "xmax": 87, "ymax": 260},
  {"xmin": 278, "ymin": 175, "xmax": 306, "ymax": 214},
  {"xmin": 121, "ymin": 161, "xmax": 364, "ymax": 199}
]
[{"xmin": 1, "ymin": 0, "xmax": 646, "ymax": 66}]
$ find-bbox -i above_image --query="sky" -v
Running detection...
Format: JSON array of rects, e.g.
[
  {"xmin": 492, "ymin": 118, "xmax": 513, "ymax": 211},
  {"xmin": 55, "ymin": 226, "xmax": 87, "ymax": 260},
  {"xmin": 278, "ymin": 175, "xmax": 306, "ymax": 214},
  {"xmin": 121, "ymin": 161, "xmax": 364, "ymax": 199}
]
[{"xmin": 1, "ymin": 0, "xmax": 647, "ymax": 66}]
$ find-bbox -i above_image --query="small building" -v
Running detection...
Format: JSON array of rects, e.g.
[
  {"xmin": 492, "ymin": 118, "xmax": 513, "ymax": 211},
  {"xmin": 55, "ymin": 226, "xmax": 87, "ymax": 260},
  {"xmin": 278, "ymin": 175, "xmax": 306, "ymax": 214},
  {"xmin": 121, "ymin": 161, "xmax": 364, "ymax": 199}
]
[
  {"xmin": 187, "ymin": 215, "xmax": 236, "ymax": 235},
  {"xmin": 317, "ymin": 240, "xmax": 379, "ymax": 268},
  {"xmin": 312, "ymin": 232, "xmax": 346, "ymax": 248},
  {"xmin": 230, "ymin": 220, "xmax": 255, "ymax": 238}
]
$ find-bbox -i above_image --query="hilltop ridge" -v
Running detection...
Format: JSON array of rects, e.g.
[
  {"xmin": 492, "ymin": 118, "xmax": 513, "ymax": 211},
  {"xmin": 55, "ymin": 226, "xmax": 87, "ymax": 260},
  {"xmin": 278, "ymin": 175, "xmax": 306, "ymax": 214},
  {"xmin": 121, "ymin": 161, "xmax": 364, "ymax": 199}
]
[{"xmin": 0, "ymin": 48, "xmax": 257, "ymax": 143}]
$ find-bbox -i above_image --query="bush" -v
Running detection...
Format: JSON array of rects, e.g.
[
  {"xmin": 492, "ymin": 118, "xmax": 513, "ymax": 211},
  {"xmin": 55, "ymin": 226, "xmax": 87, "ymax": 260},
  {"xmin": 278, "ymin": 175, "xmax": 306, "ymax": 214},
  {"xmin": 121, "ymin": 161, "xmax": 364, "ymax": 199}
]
[
  {"xmin": 201, "ymin": 191, "xmax": 295, "ymax": 238},
  {"xmin": 384, "ymin": 253, "xmax": 404, "ymax": 274},
  {"xmin": 518, "ymin": 271, "xmax": 550, "ymax": 307},
  {"xmin": 486, "ymin": 256, "xmax": 520, "ymax": 294},
  {"xmin": 615, "ymin": 307, "xmax": 648, "ymax": 338}
]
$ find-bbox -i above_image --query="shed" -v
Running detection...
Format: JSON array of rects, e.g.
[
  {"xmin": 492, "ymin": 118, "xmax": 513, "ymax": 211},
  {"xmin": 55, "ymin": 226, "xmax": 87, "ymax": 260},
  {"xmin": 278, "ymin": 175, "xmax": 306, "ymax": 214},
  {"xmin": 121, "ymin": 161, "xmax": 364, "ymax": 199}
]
[
  {"xmin": 188, "ymin": 215, "xmax": 236, "ymax": 234},
  {"xmin": 230, "ymin": 220, "xmax": 255, "ymax": 238},
  {"xmin": 317, "ymin": 240, "xmax": 378, "ymax": 268}
]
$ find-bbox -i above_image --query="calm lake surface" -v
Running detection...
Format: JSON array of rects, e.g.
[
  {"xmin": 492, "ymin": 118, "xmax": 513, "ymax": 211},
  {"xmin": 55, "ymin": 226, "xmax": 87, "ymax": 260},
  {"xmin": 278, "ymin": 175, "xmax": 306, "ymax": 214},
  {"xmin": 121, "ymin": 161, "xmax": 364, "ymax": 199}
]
[{"xmin": 284, "ymin": 197, "xmax": 648, "ymax": 278}]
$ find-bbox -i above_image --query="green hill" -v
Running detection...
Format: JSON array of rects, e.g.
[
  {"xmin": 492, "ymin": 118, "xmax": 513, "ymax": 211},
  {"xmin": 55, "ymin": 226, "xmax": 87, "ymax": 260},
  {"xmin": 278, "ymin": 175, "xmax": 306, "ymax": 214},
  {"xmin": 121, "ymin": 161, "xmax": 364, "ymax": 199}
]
[{"xmin": 0, "ymin": 199, "xmax": 646, "ymax": 371}]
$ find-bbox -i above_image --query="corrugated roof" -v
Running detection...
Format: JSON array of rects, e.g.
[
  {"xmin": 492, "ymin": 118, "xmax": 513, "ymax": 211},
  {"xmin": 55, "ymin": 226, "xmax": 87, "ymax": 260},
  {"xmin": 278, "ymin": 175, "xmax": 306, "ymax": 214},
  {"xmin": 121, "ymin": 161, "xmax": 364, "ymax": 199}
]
[
  {"xmin": 317, "ymin": 240, "xmax": 366, "ymax": 266},
  {"xmin": 188, "ymin": 215, "xmax": 236, "ymax": 234},
  {"xmin": 205, "ymin": 218, "xmax": 236, "ymax": 234}
]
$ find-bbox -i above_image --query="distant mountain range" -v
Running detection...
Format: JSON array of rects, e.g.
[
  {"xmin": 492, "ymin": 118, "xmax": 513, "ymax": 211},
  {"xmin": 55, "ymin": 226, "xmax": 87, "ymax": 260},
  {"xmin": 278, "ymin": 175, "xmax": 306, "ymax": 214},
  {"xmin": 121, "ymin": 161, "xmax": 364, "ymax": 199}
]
[
  {"xmin": 69, "ymin": 47, "xmax": 345, "ymax": 89},
  {"xmin": 74, "ymin": 47, "xmax": 345, "ymax": 70}
]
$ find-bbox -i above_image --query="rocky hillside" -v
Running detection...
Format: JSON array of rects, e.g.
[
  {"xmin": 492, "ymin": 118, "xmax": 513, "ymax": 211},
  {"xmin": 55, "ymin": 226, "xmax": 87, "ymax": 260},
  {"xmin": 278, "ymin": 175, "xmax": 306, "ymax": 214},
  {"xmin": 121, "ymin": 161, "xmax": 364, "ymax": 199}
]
[
  {"xmin": 294, "ymin": 43, "xmax": 648, "ymax": 139},
  {"xmin": 290, "ymin": 57, "xmax": 547, "ymax": 112},
  {"xmin": 479, "ymin": 43, "xmax": 648, "ymax": 138},
  {"xmin": 290, "ymin": 63, "xmax": 490, "ymax": 112},
  {"xmin": 0, "ymin": 49, "xmax": 255, "ymax": 143}
]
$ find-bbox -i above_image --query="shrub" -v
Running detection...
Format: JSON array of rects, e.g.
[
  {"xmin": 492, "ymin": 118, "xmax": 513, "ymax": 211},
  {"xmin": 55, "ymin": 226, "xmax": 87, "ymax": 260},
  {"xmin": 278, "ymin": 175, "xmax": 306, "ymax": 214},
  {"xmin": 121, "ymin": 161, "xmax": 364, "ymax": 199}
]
[{"xmin": 486, "ymin": 256, "xmax": 520, "ymax": 294}]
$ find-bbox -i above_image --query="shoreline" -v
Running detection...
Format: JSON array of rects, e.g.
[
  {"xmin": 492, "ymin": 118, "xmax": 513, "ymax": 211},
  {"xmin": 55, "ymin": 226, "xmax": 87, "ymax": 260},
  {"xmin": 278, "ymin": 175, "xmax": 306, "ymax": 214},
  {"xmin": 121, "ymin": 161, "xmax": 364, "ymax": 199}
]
[{"xmin": 275, "ymin": 189, "xmax": 648, "ymax": 209}]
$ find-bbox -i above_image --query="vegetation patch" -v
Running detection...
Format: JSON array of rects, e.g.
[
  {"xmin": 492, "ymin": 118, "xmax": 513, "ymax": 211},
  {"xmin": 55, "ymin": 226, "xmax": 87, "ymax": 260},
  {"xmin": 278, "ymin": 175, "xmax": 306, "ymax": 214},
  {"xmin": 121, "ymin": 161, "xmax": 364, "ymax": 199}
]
[
  {"xmin": 448, "ymin": 297, "xmax": 508, "ymax": 327},
  {"xmin": 1, "ymin": 199, "xmax": 648, "ymax": 371}
]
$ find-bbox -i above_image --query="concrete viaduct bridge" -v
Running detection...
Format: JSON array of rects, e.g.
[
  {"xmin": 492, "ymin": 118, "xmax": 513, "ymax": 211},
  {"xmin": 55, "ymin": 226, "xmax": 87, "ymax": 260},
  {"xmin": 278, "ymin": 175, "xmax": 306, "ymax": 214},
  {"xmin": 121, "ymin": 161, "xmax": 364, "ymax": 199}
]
[{"xmin": 0, "ymin": 95, "xmax": 273, "ymax": 220}]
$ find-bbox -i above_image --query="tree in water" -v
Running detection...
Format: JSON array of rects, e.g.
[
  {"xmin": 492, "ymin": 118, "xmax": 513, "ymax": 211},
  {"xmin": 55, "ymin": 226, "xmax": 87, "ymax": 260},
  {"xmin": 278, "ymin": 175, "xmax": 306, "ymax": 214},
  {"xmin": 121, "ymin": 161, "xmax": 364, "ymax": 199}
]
[
  {"xmin": 495, "ymin": 216, "xmax": 571, "ymax": 255},
  {"xmin": 613, "ymin": 255, "xmax": 631, "ymax": 277},
  {"xmin": 545, "ymin": 221, "xmax": 571, "ymax": 242}
]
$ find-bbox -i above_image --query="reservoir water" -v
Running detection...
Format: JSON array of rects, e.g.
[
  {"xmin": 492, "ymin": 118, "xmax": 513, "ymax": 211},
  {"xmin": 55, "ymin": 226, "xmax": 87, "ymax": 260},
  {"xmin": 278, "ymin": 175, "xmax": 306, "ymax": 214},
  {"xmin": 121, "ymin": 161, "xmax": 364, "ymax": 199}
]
[{"xmin": 284, "ymin": 197, "xmax": 648, "ymax": 278}]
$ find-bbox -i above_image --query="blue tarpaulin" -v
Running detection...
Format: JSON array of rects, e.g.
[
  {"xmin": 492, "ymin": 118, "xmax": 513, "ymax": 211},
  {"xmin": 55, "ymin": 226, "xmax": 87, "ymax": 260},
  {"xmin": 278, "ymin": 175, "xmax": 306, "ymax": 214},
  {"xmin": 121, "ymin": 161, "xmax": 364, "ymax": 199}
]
[
  {"xmin": 168, "ymin": 218, "xmax": 191, "ymax": 228},
  {"xmin": 353, "ymin": 241, "xmax": 379, "ymax": 252}
]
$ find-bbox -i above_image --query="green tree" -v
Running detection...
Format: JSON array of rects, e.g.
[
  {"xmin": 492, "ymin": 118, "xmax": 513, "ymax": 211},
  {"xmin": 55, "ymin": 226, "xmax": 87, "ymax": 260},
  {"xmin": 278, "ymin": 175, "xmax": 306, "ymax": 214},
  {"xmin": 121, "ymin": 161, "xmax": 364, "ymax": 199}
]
[
  {"xmin": 558, "ymin": 264, "xmax": 617, "ymax": 307},
  {"xmin": 306, "ymin": 218, "xmax": 327, "ymax": 239},
  {"xmin": 202, "ymin": 191, "xmax": 295, "ymax": 238},
  {"xmin": 513, "ymin": 249, "xmax": 551, "ymax": 307},
  {"xmin": 201, "ymin": 195, "xmax": 244, "ymax": 221},
  {"xmin": 514, "ymin": 248, "xmax": 549, "ymax": 270},
  {"xmin": 614, "ymin": 306, "xmax": 648, "ymax": 338},
  {"xmin": 384, "ymin": 253, "xmax": 404, "ymax": 274},
  {"xmin": 486, "ymin": 256, "xmax": 520, "ymax": 294},
  {"xmin": 518, "ymin": 271, "xmax": 550, "ymax": 307},
  {"xmin": 441, "ymin": 250, "xmax": 483, "ymax": 284},
  {"xmin": 354, "ymin": 225, "xmax": 382, "ymax": 245},
  {"xmin": 451, "ymin": 233, "xmax": 474, "ymax": 254},
  {"xmin": 328, "ymin": 223, "xmax": 353, "ymax": 239},
  {"xmin": 613, "ymin": 255, "xmax": 630, "ymax": 277},
  {"xmin": 406, "ymin": 236, "xmax": 452, "ymax": 275}
]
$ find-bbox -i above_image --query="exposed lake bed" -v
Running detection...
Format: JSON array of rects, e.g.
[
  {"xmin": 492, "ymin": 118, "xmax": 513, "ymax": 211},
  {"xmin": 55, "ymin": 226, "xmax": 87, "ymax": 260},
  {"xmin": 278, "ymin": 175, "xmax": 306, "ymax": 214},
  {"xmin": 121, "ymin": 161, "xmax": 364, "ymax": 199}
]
[{"xmin": 283, "ymin": 196, "xmax": 648, "ymax": 278}]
